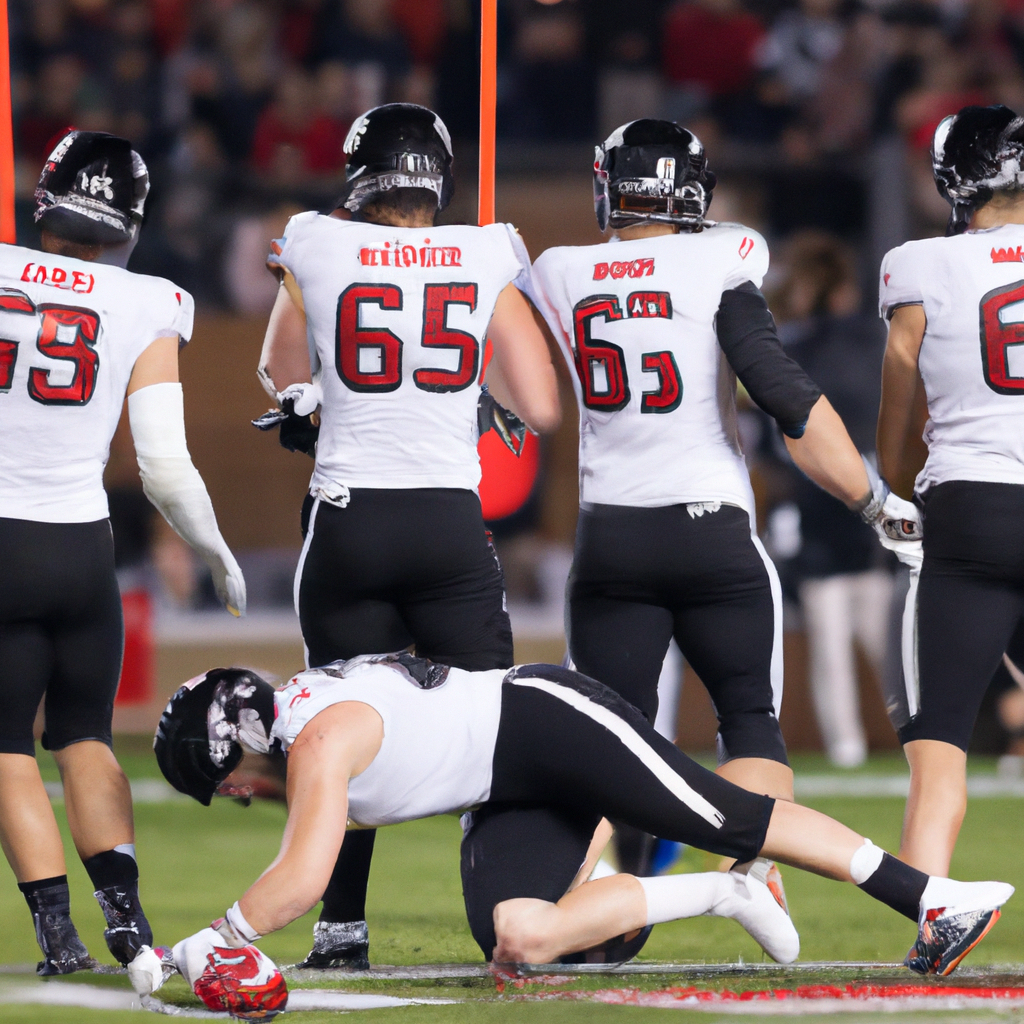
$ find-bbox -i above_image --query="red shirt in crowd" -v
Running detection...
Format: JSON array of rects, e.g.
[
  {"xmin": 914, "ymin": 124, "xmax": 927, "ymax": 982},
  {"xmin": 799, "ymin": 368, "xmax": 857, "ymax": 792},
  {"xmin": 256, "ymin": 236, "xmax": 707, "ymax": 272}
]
[
  {"xmin": 662, "ymin": 2, "xmax": 765, "ymax": 97},
  {"xmin": 251, "ymin": 111, "xmax": 349, "ymax": 175}
]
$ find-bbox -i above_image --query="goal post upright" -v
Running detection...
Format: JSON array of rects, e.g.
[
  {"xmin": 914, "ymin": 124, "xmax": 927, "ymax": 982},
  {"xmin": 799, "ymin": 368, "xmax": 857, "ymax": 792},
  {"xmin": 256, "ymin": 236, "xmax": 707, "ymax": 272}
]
[
  {"xmin": 0, "ymin": 0, "xmax": 14, "ymax": 244},
  {"xmin": 478, "ymin": 0, "xmax": 497, "ymax": 227}
]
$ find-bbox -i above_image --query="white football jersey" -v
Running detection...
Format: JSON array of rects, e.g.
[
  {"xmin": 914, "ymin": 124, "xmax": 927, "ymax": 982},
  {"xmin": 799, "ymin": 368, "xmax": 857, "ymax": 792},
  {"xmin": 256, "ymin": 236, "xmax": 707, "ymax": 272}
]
[
  {"xmin": 531, "ymin": 224, "xmax": 769, "ymax": 510},
  {"xmin": 0, "ymin": 243, "xmax": 194, "ymax": 523},
  {"xmin": 270, "ymin": 213, "xmax": 530, "ymax": 494},
  {"xmin": 272, "ymin": 656, "xmax": 504, "ymax": 827},
  {"xmin": 880, "ymin": 225, "xmax": 1024, "ymax": 494}
]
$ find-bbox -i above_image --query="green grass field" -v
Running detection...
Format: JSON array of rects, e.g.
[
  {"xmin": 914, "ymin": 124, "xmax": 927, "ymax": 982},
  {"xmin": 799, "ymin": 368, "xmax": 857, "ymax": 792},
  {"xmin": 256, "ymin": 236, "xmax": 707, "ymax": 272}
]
[{"xmin": 3, "ymin": 744, "xmax": 1024, "ymax": 1021}]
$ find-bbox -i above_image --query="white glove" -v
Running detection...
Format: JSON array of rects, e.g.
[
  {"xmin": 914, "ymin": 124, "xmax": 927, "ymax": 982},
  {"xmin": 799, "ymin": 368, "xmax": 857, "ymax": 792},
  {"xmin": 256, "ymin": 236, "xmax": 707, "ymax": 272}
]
[
  {"xmin": 128, "ymin": 384, "xmax": 246, "ymax": 617},
  {"xmin": 127, "ymin": 945, "xmax": 175, "ymax": 996},
  {"xmin": 858, "ymin": 456, "xmax": 923, "ymax": 569},
  {"xmin": 278, "ymin": 381, "xmax": 322, "ymax": 417},
  {"xmin": 172, "ymin": 927, "xmax": 288, "ymax": 1018}
]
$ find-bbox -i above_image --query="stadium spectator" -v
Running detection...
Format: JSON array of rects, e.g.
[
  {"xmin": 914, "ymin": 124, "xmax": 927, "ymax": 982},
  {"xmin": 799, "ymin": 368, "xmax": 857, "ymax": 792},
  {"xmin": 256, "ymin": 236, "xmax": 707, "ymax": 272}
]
[
  {"xmin": 311, "ymin": 0, "xmax": 412, "ymax": 83},
  {"xmin": 18, "ymin": 54, "xmax": 90, "ymax": 161},
  {"xmin": 499, "ymin": 0, "xmax": 594, "ymax": 139},
  {"xmin": 250, "ymin": 66, "xmax": 348, "ymax": 180},
  {"xmin": 661, "ymin": 0, "xmax": 765, "ymax": 123}
]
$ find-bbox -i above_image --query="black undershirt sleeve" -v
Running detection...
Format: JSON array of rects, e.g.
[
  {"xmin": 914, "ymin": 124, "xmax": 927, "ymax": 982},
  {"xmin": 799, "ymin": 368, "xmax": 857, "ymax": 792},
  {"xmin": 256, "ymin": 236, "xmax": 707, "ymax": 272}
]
[{"xmin": 715, "ymin": 281, "xmax": 822, "ymax": 439}]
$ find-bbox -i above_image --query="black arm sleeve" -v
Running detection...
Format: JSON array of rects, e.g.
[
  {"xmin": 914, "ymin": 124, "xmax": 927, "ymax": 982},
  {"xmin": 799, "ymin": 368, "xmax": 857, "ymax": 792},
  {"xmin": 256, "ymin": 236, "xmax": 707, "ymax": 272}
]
[{"xmin": 715, "ymin": 281, "xmax": 822, "ymax": 439}]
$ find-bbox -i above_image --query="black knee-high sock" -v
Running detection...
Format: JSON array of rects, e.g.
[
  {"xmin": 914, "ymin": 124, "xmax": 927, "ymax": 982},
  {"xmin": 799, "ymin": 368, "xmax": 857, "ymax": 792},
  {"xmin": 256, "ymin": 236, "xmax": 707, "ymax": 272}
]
[
  {"xmin": 82, "ymin": 848, "xmax": 138, "ymax": 892},
  {"xmin": 857, "ymin": 852, "xmax": 928, "ymax": 921},
  {"xmin": 18, "ymin": 875, "xmax": 69, "ymax": 906},
  {"xmin": 320, "ymin": 830, "xmax": 376, "ymax": 923}
]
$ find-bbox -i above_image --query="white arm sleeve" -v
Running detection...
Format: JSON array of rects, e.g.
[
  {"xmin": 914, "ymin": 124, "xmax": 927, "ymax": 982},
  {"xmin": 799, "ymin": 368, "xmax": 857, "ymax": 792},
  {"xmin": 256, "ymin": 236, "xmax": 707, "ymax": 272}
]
[{"xmin": 128, "ymin": 383, "xmax": 246, "ymax": 616}]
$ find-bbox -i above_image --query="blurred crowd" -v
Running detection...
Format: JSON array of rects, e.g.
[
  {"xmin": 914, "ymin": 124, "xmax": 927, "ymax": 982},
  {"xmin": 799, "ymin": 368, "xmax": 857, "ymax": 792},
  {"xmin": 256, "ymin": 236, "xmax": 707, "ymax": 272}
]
[{"xmin": 13, "ymin": 0, "xmax": 1024, "ymax": 306}]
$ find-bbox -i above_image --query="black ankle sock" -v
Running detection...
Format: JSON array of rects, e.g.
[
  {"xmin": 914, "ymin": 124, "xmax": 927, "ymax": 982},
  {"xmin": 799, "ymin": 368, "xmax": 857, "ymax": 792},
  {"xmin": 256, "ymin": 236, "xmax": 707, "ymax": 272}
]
[
  {"xmin": 18, "ymin": 875, "xmax": 68, "ymax": 898},
  {"xmin": 320, "ymin": 829, "xmax": 375, "ymax": 924},
  {"xmin": 82, "ymin": 850, "xmax": 138, "ymax": 892},
  {"xmin": 857, "ymin": 852, "xmax": 928, "ymax": 922}
]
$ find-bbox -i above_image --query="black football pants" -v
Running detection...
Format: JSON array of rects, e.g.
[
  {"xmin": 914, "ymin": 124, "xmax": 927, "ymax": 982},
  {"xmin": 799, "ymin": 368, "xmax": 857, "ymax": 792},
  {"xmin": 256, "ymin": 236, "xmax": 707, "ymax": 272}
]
[
  {"xmin": 461, "ymin": 665, "xmax": 775, "ymax": 958},
  {"xmin": 0, "ymin": 517, "xmax": 123, "ymax": 755},
  {"xmin": 296, "ymin": 488, "xmax": 514, "ymax": 926}
]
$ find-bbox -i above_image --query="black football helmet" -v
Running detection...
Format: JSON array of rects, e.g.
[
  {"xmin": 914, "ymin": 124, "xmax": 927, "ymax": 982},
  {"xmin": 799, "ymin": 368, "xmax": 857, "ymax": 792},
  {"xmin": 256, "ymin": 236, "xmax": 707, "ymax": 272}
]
[
  {"xmin": 34, "ymin": 130, "xmax": 149, "ymax": 245},
  {"xmin": 594, "ymin": 119, "xmax": 716, "ymax": 232},
  {"xmin": 339, "ymin": 103, "xmax": 454, "ymax": 214},
  {"xmin": 154, "ymin": 668, "xmax": 277, "ymax": 806},
  {"xmin": 932, "ymin": 105, "xmax": 1024, "ymax": 235}
]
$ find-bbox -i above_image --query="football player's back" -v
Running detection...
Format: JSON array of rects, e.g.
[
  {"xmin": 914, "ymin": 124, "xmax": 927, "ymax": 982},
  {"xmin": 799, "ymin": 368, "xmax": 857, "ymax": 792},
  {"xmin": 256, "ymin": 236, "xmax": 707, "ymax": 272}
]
[
  {"xmin": 534, "ymin": 221, "xmax": 767, "ymax": 510},
  {"xmin": 0, "ymin": 243, "xmax": 191, "ymax": 523},
  {"xmin": 271, "ymin": 211, "xmax": 530, "ymax": 494}
]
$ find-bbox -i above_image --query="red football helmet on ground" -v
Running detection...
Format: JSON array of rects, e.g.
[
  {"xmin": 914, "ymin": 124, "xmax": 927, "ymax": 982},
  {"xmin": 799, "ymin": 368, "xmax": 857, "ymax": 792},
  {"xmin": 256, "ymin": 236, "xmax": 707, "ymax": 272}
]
[{"xmin": 173, "ymin": 928, "xmax": 288, "ymax": 1020}]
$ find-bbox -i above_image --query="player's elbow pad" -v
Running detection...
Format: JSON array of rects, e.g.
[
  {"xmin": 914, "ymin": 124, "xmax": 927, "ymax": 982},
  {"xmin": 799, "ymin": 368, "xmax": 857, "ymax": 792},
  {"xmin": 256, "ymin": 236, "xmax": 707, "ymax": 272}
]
[
  {"xmin": 128, "ymin": 383, "xmax": 225, "ymax": 561},
  {"xmin": 716, "ymin": 283, "xmax": 822, "ymax": 439}
]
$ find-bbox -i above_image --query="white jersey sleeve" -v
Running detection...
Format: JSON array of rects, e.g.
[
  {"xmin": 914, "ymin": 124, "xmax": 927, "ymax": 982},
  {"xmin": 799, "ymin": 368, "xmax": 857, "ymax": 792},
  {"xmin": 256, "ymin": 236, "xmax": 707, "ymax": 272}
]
[
  {"xmin": 267, "ymin": 210, "xmax": 320, "ymax": 278},
  {"xmin": 720, "ymin": 225, "xmax": 769, "ymax": 291},
  {"xmin": 879, "ymin": 241, "xmax": 926, "ymax": 320},
  {"xmin": 0, "ymin": 244, "xmax": 195, "ymax": 522},
  {"xmin": 268, "ymin": 213, "xmax": 527, "ymax": 492}
]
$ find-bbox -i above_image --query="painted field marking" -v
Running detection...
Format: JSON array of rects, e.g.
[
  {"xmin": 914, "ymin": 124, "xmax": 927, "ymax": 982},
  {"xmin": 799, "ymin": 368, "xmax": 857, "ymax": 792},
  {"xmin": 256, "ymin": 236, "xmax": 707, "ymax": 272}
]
[
  {"xmin": 41, "ymin": 774, "xmax": 1024, "ymax": 805},
  {"xmin": 526, "ymin": 982, "xmax": 1024, "ymax": 1014},
  {"xmin": 0, "ymin": 980, "xmax": 457, "ymax": 1015}
]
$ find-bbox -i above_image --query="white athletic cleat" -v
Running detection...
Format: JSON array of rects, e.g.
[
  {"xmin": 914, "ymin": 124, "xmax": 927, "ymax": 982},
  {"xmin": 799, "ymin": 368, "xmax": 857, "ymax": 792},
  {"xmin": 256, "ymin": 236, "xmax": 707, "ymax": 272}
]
[
  {"xmin": 906, "ymin": 879, "xmax": 1014, "ymax": 976},
  {"xmin": 712, "ymin": 860, "xmax": 799, "ymax": 964}
]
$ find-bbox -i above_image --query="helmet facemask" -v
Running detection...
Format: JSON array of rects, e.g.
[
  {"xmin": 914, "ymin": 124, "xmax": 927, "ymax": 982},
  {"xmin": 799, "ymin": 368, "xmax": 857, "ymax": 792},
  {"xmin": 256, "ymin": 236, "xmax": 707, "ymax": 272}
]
[{"xmin": 595, "ymin": 121, "xmax": 716, "ymax": 232}]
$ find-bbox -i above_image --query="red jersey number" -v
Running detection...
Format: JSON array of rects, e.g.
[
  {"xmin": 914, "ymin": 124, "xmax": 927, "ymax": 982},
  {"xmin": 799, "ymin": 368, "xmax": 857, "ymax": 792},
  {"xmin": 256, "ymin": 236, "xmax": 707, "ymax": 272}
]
[
  {"xmin": 572, "ymin": 295, "xmax": 630, "ymax": 412},
  {"xmin": 29, "ymin": 305, "xmax": 101, "ymax": 405},
  {"xmin": 415, "ymin": 283, "xmax": 479, "ymax": 393},
  {"xmin": 980, "ymin": 281, "xmax": 1024, "ymax": 394},
  {"xmin": 0, "ymin": 290, "xmax": 101, "ymax": 405},
  {"xmin": 336, "ymin": 283, "xmax": 404, "ymax": 392},
  {"xmin": 335, "ymin": 282, "xmax": 482, "ymax": 394},
  {"xmin": 641, "ymin": 351, "xmax": 682, "ymax": 413}
]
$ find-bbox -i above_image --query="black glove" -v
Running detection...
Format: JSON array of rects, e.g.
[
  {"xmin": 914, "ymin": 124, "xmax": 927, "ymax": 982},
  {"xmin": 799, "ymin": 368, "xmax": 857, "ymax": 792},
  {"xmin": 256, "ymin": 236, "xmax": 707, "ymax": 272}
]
[
  {"xmin": 477, "ymin": 385, "xmax": 528, "ymax": 456},
  {"xmin": 251, "ymin": 397, "xmax": 319, "ymax": 457}
]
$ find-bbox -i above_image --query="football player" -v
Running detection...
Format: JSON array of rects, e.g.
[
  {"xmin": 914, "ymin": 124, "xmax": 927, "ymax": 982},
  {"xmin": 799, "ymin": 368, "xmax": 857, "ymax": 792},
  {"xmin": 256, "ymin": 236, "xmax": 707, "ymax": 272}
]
[
  {"xmin": 0, "ymin": 131, "xmax": 245, "ymax": 974},
  {"xmin": 132, "ymin": 655, "xmax": 1012, "ymax": 1017},
  {"xmin": 529, "ymin": 120, "xmax": 920, "ymax": 877},
  {"xmin": 255, "ymin": 103, "xmax": 560, "ymax": 969},
  {"xmin": 878, "ymin": 105, "xmax": 1024, "ymax": 875}
]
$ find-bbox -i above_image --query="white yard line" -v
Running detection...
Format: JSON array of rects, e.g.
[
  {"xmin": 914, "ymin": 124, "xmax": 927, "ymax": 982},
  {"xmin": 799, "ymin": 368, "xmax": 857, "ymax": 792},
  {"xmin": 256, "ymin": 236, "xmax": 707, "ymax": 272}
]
[
  {"xmin": 795, "ymin": 775, "xmax": 1024, "ymax": 798},
  {"xmin": 0, "ymin": 981, "xmax": 456, "ymax": 1015},
  {"xmin": 41, "ymin": 774, "xmax": 1024, "ymax": 804}
]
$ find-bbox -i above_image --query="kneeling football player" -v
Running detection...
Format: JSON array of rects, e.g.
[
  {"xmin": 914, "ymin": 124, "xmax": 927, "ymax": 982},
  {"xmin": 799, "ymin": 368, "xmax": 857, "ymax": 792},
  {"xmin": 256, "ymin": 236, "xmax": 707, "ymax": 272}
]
[{"xmin": 132, "ymin": 656, "xmax": 1013, "ymax": 1017}]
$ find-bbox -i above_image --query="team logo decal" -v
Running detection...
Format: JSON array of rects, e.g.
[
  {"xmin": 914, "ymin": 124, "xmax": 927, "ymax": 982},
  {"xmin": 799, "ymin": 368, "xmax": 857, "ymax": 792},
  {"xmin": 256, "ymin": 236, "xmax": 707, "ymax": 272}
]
[
  {"xmin": 738, "ymin": 236, "xmax": 754, "ymax": 259},
  {"xmin": 991, "ymin": 246, "xmax": 1024, "ymax": 263}
]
